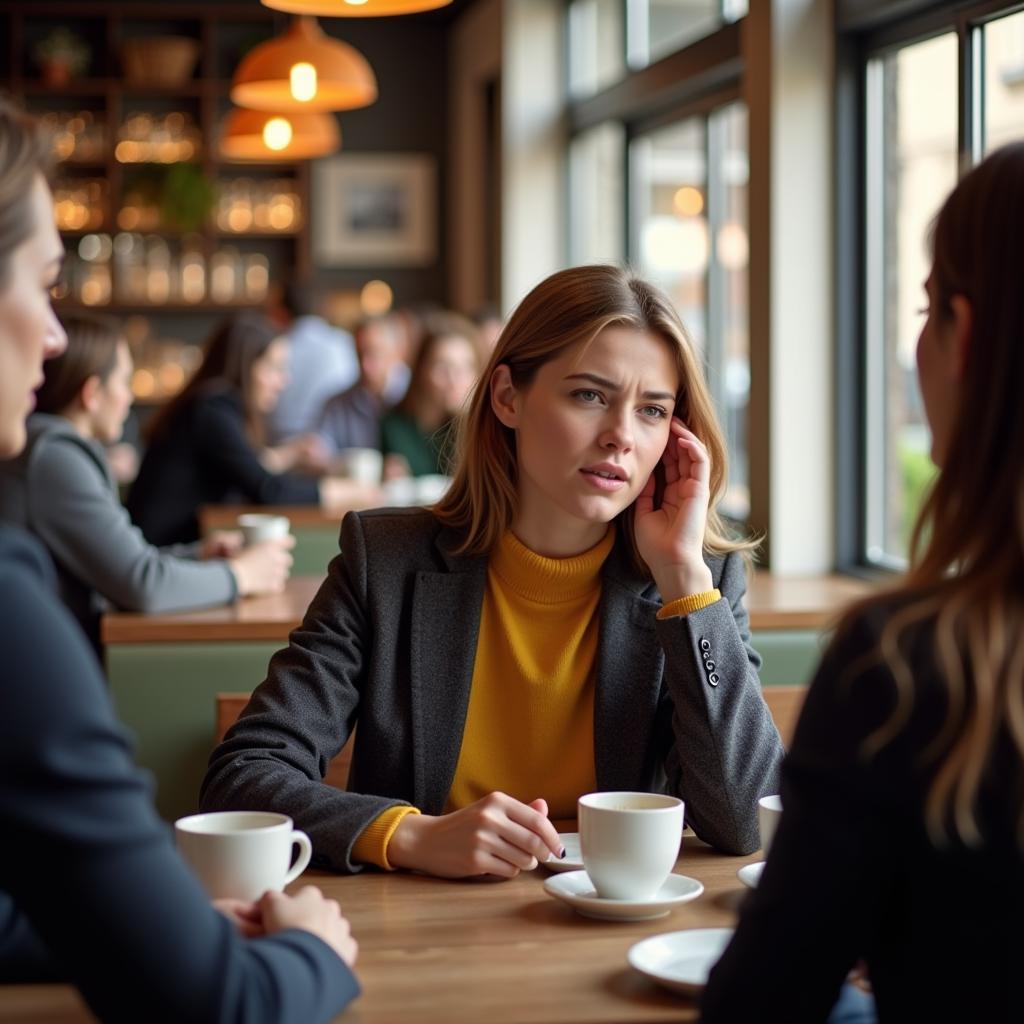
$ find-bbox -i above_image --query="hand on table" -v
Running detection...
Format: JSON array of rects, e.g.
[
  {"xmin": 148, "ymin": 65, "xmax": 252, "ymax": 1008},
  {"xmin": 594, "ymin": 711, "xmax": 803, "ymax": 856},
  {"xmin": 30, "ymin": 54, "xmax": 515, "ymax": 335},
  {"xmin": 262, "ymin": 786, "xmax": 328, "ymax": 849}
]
[
  {"xmin": 200, "ymin": 530, "xmax": 244, "ymax": 560},
  {"xmin": 387, "ymin": 793, "xmax": 564, "ymax": 879},
  {"xmin": 260, "ymin": 886, "xmax": 358, "ymax": 967},
  {"xmin": 228, "ymin": 536, "xmax": 295, "ymax": 596},
  {"xmin": 634, "ymin": 416, "xmax": 714, "ymax": 601},
  {"xmin": 214, "ymin": 897, "xmax": 265, "ymax": 938}
]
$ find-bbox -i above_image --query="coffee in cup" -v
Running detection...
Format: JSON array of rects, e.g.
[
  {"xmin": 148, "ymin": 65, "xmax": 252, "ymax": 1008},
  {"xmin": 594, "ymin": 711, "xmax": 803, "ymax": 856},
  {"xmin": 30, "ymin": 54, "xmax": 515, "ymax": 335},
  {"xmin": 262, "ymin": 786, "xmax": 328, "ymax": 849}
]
[
  {"xmin": 758, "ymin": 794, "xmax": 783, "ymax": 856},
  {"xmin": 578, "ymin": 791, "xmax": 684, "ymax": 900},
  {"xmin": 175, "ymin": 810, "xmax": 312, "ymax": 901},
  {"xmin": 237, "ymin": 513, "xmax": 290, "ymax": 547}
]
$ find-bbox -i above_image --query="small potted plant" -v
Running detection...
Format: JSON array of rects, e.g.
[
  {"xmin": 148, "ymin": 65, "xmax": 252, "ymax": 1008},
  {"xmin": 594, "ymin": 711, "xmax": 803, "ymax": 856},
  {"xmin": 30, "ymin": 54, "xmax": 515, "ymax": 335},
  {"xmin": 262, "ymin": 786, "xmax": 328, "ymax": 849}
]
[{"xmin": 33, "ymin": 27, "xmax": 91, "ymax": 87}]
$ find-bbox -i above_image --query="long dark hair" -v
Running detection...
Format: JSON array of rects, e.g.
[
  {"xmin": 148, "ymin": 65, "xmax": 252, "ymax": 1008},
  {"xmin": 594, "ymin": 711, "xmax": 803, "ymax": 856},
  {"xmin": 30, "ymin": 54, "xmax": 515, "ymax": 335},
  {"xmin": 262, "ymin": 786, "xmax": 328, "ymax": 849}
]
[
  {"xmin": 396, "ymin": 312, "xmax": 480, "ymax": 423},
  {"xmin": 0, "ymin": 99, "xmax": 53, "ymax": 289},
  {"xmin": 842, "ymin": 143, "xmax": 1024, "ymax": 847},
  {"xmin": 145, "ymin": 312, "xmax": 279, "ymax": 443},
  {"xmin": 36, "ymin": 314, "xmax": 122, "ymax": 415}
]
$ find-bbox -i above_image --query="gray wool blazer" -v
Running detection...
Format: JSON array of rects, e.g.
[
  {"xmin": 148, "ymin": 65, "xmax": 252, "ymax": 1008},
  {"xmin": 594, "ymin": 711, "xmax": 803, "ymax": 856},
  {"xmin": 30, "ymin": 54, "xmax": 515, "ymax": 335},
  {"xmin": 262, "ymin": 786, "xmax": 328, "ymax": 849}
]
[{"xmin": 200, "ymin": 508, "xmax": 784, "ymax": 872}]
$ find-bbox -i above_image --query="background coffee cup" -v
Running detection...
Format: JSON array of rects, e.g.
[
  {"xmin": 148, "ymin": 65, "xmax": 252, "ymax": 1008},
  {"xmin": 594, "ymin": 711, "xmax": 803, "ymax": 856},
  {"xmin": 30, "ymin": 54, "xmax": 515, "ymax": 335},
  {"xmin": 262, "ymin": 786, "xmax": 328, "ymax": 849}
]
[
  {"xmin": 758, "ymin": 794, "xmax": 783, "ymax": 856},
  {"xmin": 175, "ymin": 810, "xmax": 312, "ymax": 901},
  {"xmin": 578, "ymin": 791, "xmax": 684, "ymax": 901},
  {"xmin": 338, "ymin": 447, "xmax": 383, "ymax": 485},
  {"xmin": 237, "ymin": 513, "xmax": 290, "ymax": 547}
]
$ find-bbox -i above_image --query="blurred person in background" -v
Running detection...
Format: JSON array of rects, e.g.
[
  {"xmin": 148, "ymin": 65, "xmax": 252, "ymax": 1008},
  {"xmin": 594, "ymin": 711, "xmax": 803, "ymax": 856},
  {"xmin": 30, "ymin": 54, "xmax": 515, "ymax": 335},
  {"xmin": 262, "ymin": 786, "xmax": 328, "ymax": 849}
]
[
  {"xmin": 317, "ymin": 313, "xmax": 410, "ymax": 457},
  {"xmin": 0, "ymin": 313, "xmax": 293, "ymax": 653},
  {"xmin": 380, "ymin": 314, "xmax": 480, "ymax": 478},
  {"xmin": 471, "ymin": 303, "xmax": 504, "ymax": 361},
  {"xmin": 128, "ymin": 312, "xmax": 373, "ymax": 547},
  {"xmin": 264, "ymin": 280, "xmax": 358, "ymax": 446}
]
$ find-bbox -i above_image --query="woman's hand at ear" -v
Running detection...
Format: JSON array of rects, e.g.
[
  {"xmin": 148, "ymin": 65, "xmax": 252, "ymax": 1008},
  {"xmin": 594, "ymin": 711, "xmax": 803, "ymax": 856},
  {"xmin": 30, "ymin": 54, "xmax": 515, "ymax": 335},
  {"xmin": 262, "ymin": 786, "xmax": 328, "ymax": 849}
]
[{"xmin": 633, "ymin": 416, "xmax": 714, "ymax": 602}]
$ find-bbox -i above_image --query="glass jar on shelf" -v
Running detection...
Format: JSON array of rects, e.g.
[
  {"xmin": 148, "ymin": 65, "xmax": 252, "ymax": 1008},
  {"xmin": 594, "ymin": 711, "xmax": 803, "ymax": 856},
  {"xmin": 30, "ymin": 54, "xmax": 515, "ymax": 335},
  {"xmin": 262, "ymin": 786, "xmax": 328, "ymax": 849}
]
[{"xmin": 179, "ymin": 236, "xmax": 206, "ymax": 304}]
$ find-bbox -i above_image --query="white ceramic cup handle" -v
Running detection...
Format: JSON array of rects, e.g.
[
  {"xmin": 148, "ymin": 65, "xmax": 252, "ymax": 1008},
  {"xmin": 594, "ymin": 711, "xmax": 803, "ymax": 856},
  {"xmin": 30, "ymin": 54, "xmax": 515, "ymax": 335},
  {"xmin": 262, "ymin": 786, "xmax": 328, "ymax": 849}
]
[{"xmin": 283, "ymin": 830, "xmax": 313, "ymax": 886}]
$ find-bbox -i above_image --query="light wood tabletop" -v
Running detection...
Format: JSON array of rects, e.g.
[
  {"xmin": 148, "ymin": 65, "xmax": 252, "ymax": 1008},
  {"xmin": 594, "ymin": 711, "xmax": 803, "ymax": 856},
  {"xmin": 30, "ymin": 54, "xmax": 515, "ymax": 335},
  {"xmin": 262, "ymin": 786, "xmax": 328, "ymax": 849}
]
[
  {"xmin": 0, "ymin": 836, "xmax": 762, "ymax": 1023},
  {"xmin": 101, "ymin": 570, "xmax": 875, "ymax": 645}
]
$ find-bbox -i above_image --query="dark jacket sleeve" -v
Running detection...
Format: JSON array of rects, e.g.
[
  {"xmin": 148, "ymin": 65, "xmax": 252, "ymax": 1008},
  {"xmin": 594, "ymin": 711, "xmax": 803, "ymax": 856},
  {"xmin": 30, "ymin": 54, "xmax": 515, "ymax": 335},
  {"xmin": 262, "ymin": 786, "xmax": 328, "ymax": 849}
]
[
  {"xmin": 0, "ymin": 529, "xmax": 359, "ymax": 1024},
  {"xmin": 653, "ymin": 552, "xmax": 785, "ymax": 854},
  {"xmin": 200, "ymin": 511, "xmax": 410, "ymax": 873},
  {"xmin": 700, "ymin": 614, "xmax": 892, "ymax": 1022},
  {"xmin": 194, "ymin": 394, "xmax": 320, "ymax": 506}
]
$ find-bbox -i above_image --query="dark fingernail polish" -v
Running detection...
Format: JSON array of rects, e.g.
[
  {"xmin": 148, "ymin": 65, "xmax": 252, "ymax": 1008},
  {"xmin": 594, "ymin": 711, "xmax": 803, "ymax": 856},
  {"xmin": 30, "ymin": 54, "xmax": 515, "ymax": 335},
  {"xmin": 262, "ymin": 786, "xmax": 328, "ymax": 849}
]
[{"xmin": 559, "ymin": 847, "xmax": 567, "ymax": 859}]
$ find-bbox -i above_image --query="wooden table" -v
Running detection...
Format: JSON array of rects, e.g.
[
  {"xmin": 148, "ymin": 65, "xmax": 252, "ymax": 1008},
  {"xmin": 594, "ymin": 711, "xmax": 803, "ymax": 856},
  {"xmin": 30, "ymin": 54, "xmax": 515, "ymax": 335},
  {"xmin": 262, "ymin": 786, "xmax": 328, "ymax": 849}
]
[{"xmin": 0, "ymin": 837, "xmax": 760, "ymax": 1023}]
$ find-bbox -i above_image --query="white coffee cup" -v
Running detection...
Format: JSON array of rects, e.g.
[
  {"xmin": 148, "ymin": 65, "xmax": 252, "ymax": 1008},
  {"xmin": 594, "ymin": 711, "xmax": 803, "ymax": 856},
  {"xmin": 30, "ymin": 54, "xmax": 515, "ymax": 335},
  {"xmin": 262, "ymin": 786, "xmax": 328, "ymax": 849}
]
[
  {"xmin": 578, "ymin": 792, "xmax": 684, "ymax": 901},
  {"xmin": 415, "ymin": 474, "xmax": 451, "ymax": 505},
  {"xmin": 175, "ymin": 810, "xmax": 312, "ymax": 901},
  {"xmin": 758, "ymin": 794, "xmax": 783, "ymax": 856},
  {"xmin": 237, "ymin": 513, "xmax": 290, "ymax": 547},
  {"xmin": 339, "ymin": 447, "xmax": 383, "ymax": 485}
]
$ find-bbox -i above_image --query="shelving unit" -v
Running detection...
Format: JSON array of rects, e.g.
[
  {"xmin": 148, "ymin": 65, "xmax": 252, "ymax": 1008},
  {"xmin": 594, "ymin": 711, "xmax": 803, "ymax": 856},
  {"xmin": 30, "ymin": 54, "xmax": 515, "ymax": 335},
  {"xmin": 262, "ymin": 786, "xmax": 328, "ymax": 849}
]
[{"xmin": 1, "ymin": 1, "xmax": 311, "ymax": 366}]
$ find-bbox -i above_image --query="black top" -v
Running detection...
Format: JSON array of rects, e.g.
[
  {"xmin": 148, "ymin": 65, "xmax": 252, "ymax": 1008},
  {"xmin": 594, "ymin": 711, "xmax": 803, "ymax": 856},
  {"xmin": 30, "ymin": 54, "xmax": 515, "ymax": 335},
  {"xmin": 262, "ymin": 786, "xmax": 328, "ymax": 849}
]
[
  {"xmin": 701, "ymin": 601, "xmax": 1024, "ymax": 1022},
  {"xmin": 127, "ymin": 389, "xmax": 320, "ymax": 546},
  {"xmin": 0, "ymin": 524, "xmax": 359, "ymax": 1023}
]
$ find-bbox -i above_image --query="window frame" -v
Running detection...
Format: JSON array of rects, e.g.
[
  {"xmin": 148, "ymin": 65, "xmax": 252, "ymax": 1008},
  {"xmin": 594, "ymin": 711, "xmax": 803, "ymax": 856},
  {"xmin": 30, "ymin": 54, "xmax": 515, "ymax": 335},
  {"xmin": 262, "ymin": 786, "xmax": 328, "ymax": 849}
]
[{"xmin": 835, "ymin": 0, "xmax": 1024, "ymax": 574}]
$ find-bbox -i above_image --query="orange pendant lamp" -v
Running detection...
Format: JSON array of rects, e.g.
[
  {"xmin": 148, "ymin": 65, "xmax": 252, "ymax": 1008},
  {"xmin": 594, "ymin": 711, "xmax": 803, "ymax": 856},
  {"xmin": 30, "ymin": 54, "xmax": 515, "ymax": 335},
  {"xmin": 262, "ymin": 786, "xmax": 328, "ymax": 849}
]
[
  {"xmin": 261, "ymin": 0, "xmax": 452, "ymax": 16},
  {"xmin": 221, "ymin": 108, "xmax": 341, "ymax": 161},
  {"xmin": 231, "ymin": 17, "xmax": 377, "ymax": 112}
]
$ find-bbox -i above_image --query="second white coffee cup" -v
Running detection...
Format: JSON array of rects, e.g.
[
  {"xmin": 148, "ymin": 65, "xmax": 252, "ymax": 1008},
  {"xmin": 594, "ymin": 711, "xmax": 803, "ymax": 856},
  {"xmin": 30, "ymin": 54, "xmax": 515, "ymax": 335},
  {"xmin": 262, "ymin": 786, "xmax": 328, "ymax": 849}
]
[
  {"xmin": 758, "ymin": 794, "xmax": 783, "ymax": 856},
  {"xmin": 237, "ymin": 513, "xmax": 291, "ymax": 547},
  {"xmin": 175, "ymin": 810, "xmax": 312, "ymax": 901},
  {"xmin": 578, "ymin": 791, "xmax": 684, "ymax": 901}
]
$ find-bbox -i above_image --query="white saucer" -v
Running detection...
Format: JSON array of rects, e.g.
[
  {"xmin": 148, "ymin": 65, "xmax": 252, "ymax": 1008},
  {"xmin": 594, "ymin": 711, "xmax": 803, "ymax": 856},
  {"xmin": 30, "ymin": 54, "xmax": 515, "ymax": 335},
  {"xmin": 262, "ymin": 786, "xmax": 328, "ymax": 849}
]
[
  {"xmin": 737, "ymin": 861, "xmax": 765, "ymax": 889},
  {"xmin": 542, "ymin": 833, "xmax": 583, "ymax": 873},
  {"xmin": 542, "ymin": 870, "xmax": 704, "ymax": 921},
  {"xmin": 628, "ymin": 928, "xmax": 735, "ymax": 994}
]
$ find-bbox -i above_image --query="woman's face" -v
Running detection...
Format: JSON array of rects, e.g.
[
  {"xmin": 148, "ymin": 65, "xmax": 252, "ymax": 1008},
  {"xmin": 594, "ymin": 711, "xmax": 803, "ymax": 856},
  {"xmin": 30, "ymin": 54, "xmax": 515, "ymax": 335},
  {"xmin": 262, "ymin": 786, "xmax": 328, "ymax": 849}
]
[
  {"xmin": 250, "ymin": 337, "xmax": 290, "ymax": 415},
  {"xmin": 424, "ymin": 335, "xmax": 478, "ymax": 416},
  {"xmin": 91, "ymin": 342, "xmax": 134, "ymax": 446},
  {"xmin": 916, "ymin": 272, "xmax": 969, "ymax": 467},
  {"xmin": 0, "ymin": 175, "xmax": 67, "ymax": 457},
  {"xmin": 492, "ymin": 325, "xmax": 679, "ymax": 549}
]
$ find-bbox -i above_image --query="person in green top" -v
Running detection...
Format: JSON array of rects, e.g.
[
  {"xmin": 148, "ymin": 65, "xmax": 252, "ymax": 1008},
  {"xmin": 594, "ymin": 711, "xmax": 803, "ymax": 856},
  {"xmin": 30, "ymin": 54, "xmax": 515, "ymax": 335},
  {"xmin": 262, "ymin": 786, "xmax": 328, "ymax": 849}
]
[{"xmin": 380, "ymin": 314, "xmax": 480, "ymax": 478}]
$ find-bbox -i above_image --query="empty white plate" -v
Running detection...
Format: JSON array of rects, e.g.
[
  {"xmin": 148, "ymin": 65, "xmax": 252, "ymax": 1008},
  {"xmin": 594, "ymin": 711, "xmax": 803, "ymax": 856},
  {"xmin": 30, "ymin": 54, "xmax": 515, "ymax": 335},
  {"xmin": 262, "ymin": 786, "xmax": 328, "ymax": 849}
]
[
  {"xmin": 542, "ymin": 870, "xmax": 704, "ymax": 921},
  {"xmin": 628, "ymin": 928, "xmax": 735, "ymax": 994},
  {"xmin": 542, "ymin": 833, "xmax": 583, "ymax": 873},
  {"xmin": 737, "ymin": 861, "xmax": 765, "ymax": 889}
]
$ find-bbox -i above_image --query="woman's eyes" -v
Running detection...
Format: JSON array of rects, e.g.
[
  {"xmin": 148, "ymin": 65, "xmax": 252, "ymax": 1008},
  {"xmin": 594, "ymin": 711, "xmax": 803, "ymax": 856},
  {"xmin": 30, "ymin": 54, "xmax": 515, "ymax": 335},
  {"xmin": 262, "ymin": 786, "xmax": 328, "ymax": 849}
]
[
  {"xmin": 639, "ymin": 405, "xmax": 669, "ymax": 420},
  {"xmin": 572, "ymin": 389, "xmax": 602, "ymax": 404},
  {"xmin": 570, "ymin": 390, "xmax": 668, "ymax": 420}
]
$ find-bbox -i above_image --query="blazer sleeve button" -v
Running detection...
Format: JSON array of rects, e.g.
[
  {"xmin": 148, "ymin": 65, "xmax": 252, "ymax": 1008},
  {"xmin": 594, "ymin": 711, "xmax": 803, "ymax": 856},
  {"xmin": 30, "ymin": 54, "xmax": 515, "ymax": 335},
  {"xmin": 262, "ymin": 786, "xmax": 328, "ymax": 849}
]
[
  {"xmin": 708, "ymin": 673, "xmax": 720, "ymax": 687},
  {"xmin": 700, "ymin": 638, "xmax": 711, "ymax": 652}
]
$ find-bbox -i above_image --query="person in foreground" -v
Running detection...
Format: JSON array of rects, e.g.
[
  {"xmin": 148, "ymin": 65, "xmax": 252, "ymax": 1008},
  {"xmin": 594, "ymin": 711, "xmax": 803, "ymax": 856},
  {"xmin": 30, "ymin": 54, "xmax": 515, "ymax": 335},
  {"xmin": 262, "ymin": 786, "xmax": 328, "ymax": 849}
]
[
  {"xmin": 0, "ymin": 100, "xmax": 359, "ymax": 1022},
  {"xmin": 0, "ymin": 313, "xmax": 293, "ymax": 652},
  {"xmin": 701, "ymin": 145, "xmax": 1024, "ymax": 1022},
  {"xmin": 202, "ymin": 263, "xmax": 784, "ymax": 878}
]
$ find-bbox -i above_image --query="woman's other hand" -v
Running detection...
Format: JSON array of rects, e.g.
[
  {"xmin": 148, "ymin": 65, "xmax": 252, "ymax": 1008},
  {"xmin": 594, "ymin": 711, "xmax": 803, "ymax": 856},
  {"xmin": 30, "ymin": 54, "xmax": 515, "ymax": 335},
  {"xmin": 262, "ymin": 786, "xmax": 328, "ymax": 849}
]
[
  {"xmin": 213, "ymin": 897, "xmax": 265, "ymax": 938},
  {"xmin": 260, "ymin": 886, "xmax": 358, "ymax": 967},
  {"xmin": 387, "ymin": 793, "xmax": 564, "ymax": 879},
  {"xmin": 634, "ymin": 416, "xmax": 714, "ymax": 601},
  {"xmin": 228, "ymin": 537, "xmax": 294, "ymax": 596}
]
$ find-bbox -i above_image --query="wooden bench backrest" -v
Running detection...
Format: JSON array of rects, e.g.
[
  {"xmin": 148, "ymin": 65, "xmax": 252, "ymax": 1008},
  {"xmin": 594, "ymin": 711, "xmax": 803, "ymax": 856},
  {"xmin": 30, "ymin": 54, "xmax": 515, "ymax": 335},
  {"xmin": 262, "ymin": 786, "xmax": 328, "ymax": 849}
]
[{"xmin": 215, "ymin": 693, "xmax": 353, "ymax": 791}]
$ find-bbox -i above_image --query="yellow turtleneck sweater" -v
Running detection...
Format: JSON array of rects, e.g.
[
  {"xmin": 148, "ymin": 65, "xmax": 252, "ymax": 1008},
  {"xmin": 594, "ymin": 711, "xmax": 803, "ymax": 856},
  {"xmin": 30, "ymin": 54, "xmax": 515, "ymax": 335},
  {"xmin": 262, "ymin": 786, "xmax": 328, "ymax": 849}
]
[{"xmin": 351, "ymin": 528, "xmax": 720, "ymax": 869}]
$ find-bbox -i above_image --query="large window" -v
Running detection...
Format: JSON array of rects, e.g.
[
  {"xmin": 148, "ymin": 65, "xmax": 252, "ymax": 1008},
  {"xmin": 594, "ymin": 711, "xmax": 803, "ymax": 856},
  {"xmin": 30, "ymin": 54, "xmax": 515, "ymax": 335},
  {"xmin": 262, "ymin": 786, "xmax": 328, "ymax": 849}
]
[{"xmin": 854, "ymin": 2, "xmax": 1024, "ymax": 568}]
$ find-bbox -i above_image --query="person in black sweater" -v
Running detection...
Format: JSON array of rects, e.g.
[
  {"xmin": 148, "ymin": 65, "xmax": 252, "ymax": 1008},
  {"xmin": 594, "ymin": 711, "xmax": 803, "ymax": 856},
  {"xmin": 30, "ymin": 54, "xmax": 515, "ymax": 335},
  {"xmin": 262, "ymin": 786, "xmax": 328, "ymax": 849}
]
[
  {"xmin": 128, "ymin": 313, "xmax": 369, "ymax": 546},
  {"xmin": 701, "ymin": 146, "xmax": 1024, "ymax": 1022},
  {"xmin": 0, "ymin": 99, "xmax": 360, "ymax": 1022}
]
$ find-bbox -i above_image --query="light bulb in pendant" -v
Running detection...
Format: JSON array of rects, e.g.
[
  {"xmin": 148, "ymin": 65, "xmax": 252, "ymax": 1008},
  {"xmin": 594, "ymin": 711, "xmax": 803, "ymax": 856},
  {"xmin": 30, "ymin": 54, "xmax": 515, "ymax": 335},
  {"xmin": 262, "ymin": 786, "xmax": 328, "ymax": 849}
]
[
  {"xmin": 262, "ymin": 116, "xmax": 293, "ymax": 151},
  {"xmin": 289, "ymin": 62, "xmax": 318, "ymax": 102}
]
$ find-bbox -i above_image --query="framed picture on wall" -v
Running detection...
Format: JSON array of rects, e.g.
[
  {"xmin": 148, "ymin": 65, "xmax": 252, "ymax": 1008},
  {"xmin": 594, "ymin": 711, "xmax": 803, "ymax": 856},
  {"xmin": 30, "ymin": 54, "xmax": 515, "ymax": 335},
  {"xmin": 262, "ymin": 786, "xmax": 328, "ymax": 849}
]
[{"xmin": 313, "ymin": 153, "xmax": 437, "ymax": 267}]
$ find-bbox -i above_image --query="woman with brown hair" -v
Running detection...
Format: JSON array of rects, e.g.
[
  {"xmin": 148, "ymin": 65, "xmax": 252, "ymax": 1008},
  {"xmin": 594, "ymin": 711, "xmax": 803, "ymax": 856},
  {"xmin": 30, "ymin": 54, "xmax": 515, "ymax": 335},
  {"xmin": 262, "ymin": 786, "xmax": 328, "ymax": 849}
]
[
  {"xmin": 701, "ymin": 145, "xmax": 1024, "ymax": 1022},
  {"xmin": 0, "ymin": 313, "xmax": 293, "ymax": 651},
  {"xmin": 202, "ymin": 263, "xmax": 784, "ymax": 878},
  {"xmin": 127, "ymin": 312, "xmax": 365, "ymax": 546},
  {"xmin": 0, "ymin": 99, "xmax": 359, "ymax": 1023}
]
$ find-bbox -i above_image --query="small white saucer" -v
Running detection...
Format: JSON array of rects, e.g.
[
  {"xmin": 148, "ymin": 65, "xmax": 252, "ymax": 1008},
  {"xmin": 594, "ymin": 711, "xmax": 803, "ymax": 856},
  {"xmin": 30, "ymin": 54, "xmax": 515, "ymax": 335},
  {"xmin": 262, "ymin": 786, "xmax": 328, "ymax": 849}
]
[
  {"xmin": 542, "ymin": 870, "xmax": 704, "ymax": 921},
  {"xmin": 628, "ymin": 928, "xmax": 735, "ymax": 994},
  {"xmin": 542, "ymin": 833, "xmax": 583, "ymax": 873},
  {"xmin": 737, "ymin": 861, "xmax": 765, "ymax": 889}
]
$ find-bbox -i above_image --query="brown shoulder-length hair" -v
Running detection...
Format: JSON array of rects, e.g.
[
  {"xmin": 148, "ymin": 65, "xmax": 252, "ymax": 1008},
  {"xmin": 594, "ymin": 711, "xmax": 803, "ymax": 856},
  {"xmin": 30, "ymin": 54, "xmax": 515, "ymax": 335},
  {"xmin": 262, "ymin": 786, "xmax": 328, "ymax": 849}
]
[
  {"xmin": 838, "ymin": 142, "xmax": 1024, "ymax": 848},
  {"xmin": 145, "ymin": 312, "xmax": 279, "ymax": 443},
  {"xmin": 0, "ymin": 99, "xmax": 53, "ymax": 290},
  {"xmin": 395, "ymin": 312, "xmax": 480, "ymax": 425},
  {"xmin": 433, "ymin": 264, "xmax": 756, "ymax": 571},
  {"xmin": 36, "ymin": 314, "xmax": 123, "ymax": 415}
]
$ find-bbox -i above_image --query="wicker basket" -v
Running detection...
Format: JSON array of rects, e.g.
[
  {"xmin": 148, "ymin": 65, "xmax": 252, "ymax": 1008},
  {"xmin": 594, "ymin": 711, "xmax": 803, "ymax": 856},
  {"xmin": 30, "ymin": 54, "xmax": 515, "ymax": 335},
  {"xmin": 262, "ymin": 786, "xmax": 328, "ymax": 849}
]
[{"xmin": 121, "ymin": 36, "xmax": 199, "ymax": 88}]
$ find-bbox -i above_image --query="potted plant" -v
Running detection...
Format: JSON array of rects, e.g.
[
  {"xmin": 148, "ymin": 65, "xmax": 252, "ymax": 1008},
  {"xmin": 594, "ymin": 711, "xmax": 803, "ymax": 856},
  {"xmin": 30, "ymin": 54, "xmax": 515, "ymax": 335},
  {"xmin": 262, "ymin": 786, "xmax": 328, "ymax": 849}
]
[{"xmin": 33, "ymin": 27, "xmax": 91, "ymax": 87}]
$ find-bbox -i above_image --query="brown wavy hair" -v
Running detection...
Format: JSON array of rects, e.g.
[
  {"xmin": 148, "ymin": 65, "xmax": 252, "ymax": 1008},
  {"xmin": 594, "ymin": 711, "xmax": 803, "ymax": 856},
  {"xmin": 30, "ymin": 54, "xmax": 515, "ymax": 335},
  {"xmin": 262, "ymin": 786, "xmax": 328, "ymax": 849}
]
[
  {"xmin": 433, "ymin": 264, "xmax": 755, "ymax": 571},
  {"xmin": 841, "ymin": 142, "xmax": 1024, "ymax": 847},
  {"xmin": 0, "ymin": 99, "xmax": 53, "ymax": 290},
  {"xmin": 36, "ymin": 314, "xmax": 123, "ymax": 415}
]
